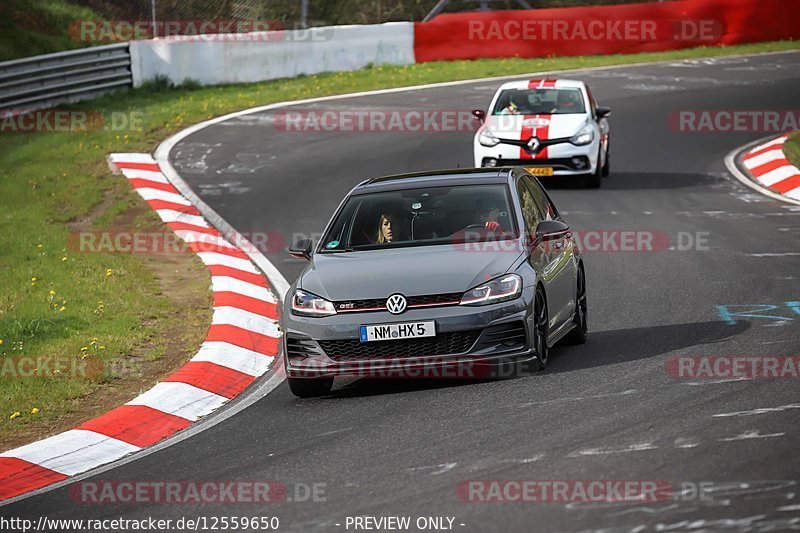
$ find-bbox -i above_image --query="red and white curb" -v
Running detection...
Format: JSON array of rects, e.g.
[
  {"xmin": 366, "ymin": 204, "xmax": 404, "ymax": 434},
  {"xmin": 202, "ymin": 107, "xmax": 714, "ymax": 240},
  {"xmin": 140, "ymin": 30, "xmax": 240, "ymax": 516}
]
[
  {"xmin": 741, "ymin": 134, "xmax": 800, "ymax": 201},
  {"xmin": 0, "ymin": 153, "xmax": 280, "ymax": 502}
]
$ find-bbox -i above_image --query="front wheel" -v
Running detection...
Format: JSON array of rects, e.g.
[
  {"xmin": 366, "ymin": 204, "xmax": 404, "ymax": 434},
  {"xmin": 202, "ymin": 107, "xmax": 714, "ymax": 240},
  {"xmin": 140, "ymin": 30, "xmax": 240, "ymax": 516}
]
[
  {"xmin": 288, "ymin": 377, "xmax": 333, "ymax": 398},
  {"xmin": 564, "ymin": 266, "xmax": 588, "ymax": 345},
  {"xmin": 532, "ymin": 287, "xmax": 550, "ymax": 371}
]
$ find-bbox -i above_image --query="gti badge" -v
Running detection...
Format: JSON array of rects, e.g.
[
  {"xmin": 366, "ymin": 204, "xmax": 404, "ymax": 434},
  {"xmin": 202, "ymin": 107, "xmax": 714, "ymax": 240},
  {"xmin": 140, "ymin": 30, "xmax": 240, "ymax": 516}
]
[
  {"xmin": 526, "ymin": 137, "xmax": 540, "ymax": 154},
  {"xmin": 386, "ymin": 294, "xmax": 407, "ymax": 315}
]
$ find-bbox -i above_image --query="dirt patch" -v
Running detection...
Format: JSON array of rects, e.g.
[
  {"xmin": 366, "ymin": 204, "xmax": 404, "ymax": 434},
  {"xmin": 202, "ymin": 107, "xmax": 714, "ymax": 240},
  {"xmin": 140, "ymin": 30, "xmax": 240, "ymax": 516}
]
[{"xmin": 1, "ymin": 186, "xmax": 212, "ymax": 451}]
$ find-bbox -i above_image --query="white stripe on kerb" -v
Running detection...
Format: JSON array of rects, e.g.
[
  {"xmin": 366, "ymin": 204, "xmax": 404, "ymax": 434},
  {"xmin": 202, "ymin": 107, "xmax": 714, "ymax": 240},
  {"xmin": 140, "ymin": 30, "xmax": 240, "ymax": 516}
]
[
  {"xmin": 212, "ymin": 276, "xmax": 276, "ymax": 303},
  {"xmin": 126, "ymin": 382, "xmax": 228, "ymax": 422},
  {"xmin": 192, "ymin": 341, "xmax": 273, "ymax": 377},
  {"xmin": 212, "ymin": 306, "xmax": 281, "ymax": 337}
]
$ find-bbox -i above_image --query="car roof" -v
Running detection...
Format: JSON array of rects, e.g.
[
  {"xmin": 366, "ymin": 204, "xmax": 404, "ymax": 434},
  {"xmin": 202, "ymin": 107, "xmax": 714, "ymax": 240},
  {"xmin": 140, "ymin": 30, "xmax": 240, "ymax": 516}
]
[
  {"xmin": 353, "ymin": 168, "xmax": 513, "ymax": 194},
  {"xmin": 497, "ymin": 79, "xmax": 585, "ymax": 91}
]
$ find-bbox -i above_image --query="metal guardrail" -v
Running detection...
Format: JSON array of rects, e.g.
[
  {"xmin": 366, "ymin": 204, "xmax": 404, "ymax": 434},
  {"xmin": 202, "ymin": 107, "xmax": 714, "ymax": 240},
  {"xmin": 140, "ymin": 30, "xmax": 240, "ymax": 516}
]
[{"xmin": 0, "ymin": 43, "xmax": 132, "ymax": 111}]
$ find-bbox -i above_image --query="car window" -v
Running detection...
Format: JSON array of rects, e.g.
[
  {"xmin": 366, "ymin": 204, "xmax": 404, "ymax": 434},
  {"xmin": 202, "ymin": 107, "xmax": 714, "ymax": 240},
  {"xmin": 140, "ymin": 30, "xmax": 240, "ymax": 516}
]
[
  {"xmin": 319, "ymin": 184, "xmax": 519, "ymax": 252},
  {"xmin": 492, "ymin": 88, "xmax": 586, "ymax": 115},
  {"xmin": 523, "ymin": 175, "xmax": 558, "ymax": 221},
  {"xmin": 516, "ymin": 178, "xmax": 542, "ymax": 233}
]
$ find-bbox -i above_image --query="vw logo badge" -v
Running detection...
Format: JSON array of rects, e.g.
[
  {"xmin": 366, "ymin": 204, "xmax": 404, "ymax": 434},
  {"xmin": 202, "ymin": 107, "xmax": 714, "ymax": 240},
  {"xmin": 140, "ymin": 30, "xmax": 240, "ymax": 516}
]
[
  {"xmin": 526, "ymin": 137, "xmax": 540, "ymax": 154},
  {"xmin": 386, "ymin": 294, "xmax": 407, "ymax": 315}
]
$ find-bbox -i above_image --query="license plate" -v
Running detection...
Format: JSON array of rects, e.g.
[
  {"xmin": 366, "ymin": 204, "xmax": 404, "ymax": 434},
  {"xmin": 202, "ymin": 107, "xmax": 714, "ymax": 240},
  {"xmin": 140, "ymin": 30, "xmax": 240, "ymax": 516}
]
[
  {"xmin": 359, "ymin": 321, "xmax": 436, "ymax": 342},
  {"xmin": 525, "ymin": 167, "xmax": 554, "ymax": 177}
]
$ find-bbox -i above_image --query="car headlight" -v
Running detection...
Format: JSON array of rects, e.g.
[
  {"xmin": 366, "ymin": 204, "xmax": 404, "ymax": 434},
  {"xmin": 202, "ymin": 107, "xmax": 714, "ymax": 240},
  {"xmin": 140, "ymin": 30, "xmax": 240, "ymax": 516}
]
[
  {"xmin": 478, "ymin": 129, "xmax": 500, "ymax": 147},
  {"xmin": 460, "ymin": 274, "xmax": 522, "ymax": 306},
  {"xmin": 291, "ymin": 289, "xmax": 337, "ymax": 317},
  {"xmin": 570, "ymin": 125, "xmax": 594, "ymax": 146}
]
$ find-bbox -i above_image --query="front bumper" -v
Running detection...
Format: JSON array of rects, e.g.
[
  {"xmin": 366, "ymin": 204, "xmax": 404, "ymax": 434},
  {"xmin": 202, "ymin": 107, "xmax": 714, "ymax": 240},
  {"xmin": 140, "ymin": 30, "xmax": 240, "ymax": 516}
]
[
  {"xmin": 282, "ymin": 286, "xmax": 538, "ymax": 379},
  {"xmin": 473, "ymin": 136, "xmax": 599, "ymax": 175}
]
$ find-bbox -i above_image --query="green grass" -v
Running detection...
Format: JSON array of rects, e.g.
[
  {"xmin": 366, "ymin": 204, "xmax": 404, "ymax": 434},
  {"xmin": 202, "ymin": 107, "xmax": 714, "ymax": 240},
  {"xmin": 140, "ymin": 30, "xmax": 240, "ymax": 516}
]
[
  {"xmin": 783, "ymin": 131, "xmax": 800, "ymax": 170},
  {"xmin": 1, "ymin": 39, "xmax": 798, "ymax": 444},
  {"xmin": 0, "ymin": 0, "xmax": 101, "ymax": 61}
]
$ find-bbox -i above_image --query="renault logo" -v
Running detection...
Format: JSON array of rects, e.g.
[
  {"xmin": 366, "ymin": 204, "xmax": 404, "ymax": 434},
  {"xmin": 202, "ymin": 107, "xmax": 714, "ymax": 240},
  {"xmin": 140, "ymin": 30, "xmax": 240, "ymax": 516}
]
[
  {"xmin": 526, "ymin": 137, "xmax": 540, "ymax": 153},
  {"xmin": 386, "ymin": 294, "xmax": 407, "ymax": 315}
]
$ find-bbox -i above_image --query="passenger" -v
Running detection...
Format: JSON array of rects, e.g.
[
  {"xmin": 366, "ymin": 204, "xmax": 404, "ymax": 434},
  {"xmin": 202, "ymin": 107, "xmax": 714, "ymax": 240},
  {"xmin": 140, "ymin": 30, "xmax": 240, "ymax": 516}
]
[{"xmin": 500, "ymin": 92, "xmax": 528, "ymax": 115}]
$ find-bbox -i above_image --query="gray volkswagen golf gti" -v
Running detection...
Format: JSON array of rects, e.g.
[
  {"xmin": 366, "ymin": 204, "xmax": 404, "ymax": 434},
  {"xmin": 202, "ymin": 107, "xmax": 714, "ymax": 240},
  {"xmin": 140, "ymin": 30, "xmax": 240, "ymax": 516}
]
[{"xmin": 283, "ymin": 167, "xmax": 587, "ymax": 397}]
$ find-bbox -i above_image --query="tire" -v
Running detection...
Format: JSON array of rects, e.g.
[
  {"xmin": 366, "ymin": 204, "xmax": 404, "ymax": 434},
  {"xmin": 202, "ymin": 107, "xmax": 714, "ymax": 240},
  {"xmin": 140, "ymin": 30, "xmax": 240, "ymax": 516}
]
[
  {"xmin": 532, "ymin": 286, "xmax": 550, "ymax": 371},
  {"xmin": 601, "ymin": 142, "xmax": 611, "ymax": 177},
  {"xmin": 564, "ymin": 265, "xmax": 588, "ymax": 345},
  {"xmin": 288, "ymin": 376, "xmax": 333, "ymax": 398}
]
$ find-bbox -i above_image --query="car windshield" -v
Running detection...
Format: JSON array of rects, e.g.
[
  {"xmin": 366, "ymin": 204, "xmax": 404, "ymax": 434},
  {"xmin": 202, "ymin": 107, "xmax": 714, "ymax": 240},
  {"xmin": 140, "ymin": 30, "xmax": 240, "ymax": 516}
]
[
  {"xmin": 492, "ymin": 88, "xmax": 585, "ymax": 115},
  {"xmin": 320, "ymin": 184, "xmax": 518, "ymax": 252}
]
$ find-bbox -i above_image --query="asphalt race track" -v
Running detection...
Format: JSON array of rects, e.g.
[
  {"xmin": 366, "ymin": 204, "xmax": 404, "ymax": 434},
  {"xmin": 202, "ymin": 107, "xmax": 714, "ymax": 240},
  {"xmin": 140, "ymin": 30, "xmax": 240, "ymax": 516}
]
[{"xmin": 4, "ymin": 51, "xmax": 800, "ymax": 532}]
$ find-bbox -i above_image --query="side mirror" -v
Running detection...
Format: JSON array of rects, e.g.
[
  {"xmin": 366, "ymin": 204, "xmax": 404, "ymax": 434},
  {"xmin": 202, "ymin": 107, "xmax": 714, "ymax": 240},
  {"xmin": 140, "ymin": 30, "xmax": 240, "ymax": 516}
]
[
  {"xmin": 534, "ymin": 220, "xmax": 570, "ymax": 245},
  {"xmin": 289, "ymin": 238, "xmax": 313, "ymax": 260},
  {"xmin": 471, "ymin": 109, "xmax": 486, "ymax": 122},
  {"xmin": 596, "ymin": 106, "xmax": 611, "ymax": 118}
]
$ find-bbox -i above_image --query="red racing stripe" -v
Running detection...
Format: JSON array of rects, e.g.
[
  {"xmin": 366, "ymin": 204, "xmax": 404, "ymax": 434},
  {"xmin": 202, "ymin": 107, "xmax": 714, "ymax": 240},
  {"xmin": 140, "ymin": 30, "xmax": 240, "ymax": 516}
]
[
  {"xmin": 770, "ymin": 173, "xmax": 800, "ymax": 193},
  {"xmin": 214, "ymin": 291, "xmax": 279, "ymax": 318},
  {"xmin": 77, "ymin": 405, "xmax": 191, "ymax": 448},
  {"xmin": 165, "ymin": 361, "xmax": 256, "ymax": 398},
  {"xmin": 128, "ymin": 178, "xmax": 179, "ymax": 194},
  {"xmin": 205, "ymin": 324, "xmax": 280, "ymax": 356},
  {"xmin": 0, "ymin": 458, "xmax": 68, "ymax": 501},
  {"xmin": 114, "ymin": 162, "xmax": 161, "ymax": 172},
  {"xmin": 519, "ymin": 79, "xmax": 555, "ymax": 160},
  {"xmin": 209, "ymin": 265, "xmax": 268, "ymax": 287}
]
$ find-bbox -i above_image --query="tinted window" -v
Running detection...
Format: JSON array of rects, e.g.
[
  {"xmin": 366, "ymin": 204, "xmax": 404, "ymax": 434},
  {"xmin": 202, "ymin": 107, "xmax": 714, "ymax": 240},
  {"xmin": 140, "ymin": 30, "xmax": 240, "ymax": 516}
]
[
  {"xmin": 320, "ymin": 184, "xmax": 518, "ymax": 252},
  {"xmin": 492, "ymin": 88, "xmax": 586, "ymax": 115},
  {"xmin": 516, "ymin": 178, "xmax": 542, "ymax": 232},
  {"xmin": 523, "ymin": 175, "xmax": 558, "ymax": 221}
]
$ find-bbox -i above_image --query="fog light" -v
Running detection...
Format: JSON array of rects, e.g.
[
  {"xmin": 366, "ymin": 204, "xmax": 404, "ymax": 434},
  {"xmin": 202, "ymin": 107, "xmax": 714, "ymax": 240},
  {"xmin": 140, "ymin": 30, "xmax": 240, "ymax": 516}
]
[
  {"xmin": 484, "ymin": 158, "xmax": 499, "ymax": 167},
  {"xmin": 572, "ymin": 157, "xmax": 587, "ymax": 169}
]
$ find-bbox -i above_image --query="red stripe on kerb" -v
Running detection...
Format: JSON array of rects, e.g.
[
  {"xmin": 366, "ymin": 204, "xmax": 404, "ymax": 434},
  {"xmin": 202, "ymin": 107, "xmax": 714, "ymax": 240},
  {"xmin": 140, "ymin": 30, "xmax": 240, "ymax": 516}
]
[
  {"xmin": 214, "ymin": 291, "xmax": 279, "ymax": 318},
  {"xmin": 145, "ymin": 199, "xmax": 201, "ymax": 215},
  {"xmin": 771, "ymin": 173, "xmax": 800, "ymax": 193},
  {"xmin": 206, "ymin": 324, "xmax": 280, "ymax": 356},
  {"xmin": 77, "ymin": 405, "xmax": 191, "ymax": 448},
  {"xmin": 209, "ymin": 265, "xmax": 268, "ymax": 287},
  {"xmin": 165, "ymin": 361, "xmax": 255, "ymax": 399},
  {"xmin": 187, "ymin": 242, "xmax": 249, "ymax": 260},
  {"xmin": 750, "ymin": 158, "xmax": 791, "ymax": 177},
  {"xmin": 114, "ymin": 161, "xmax": 161, "ymax": 172},
  {"xmin": 128, "ymin": 178, "xmax": 179, "ymax": 194},
  {"xmin": 167, "ymin": 221, "xmax": 218, "ymax": 236},
  {"xmin": 0, "ymin": 458, "xmax": 68, "ymax": 501}
]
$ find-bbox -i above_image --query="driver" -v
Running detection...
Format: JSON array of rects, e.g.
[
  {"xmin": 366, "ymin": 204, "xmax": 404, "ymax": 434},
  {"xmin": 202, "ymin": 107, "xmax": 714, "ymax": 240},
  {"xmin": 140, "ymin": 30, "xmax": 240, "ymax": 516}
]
[
  {"xmin": 376, "ymin": 212, "xmax": 404, "ymax": 243},
  {"xmin": 500, "ymin": 91, "xmax": 528, "ymax": 115},
  {"xmin": 476, "ymin": 199, "xmax": 502, "ymax": 231}
]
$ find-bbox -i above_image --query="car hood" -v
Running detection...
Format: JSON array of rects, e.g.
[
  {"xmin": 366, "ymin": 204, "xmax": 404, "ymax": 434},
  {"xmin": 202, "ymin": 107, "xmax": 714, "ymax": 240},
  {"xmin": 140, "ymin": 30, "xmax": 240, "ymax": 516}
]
[
  {"xmin": 299, "ymin": 244, "xmax": 523, "ymax": 301},
  {"xmin": 483, "ymin": 113, "xmax": 588, "ymax": 140}
]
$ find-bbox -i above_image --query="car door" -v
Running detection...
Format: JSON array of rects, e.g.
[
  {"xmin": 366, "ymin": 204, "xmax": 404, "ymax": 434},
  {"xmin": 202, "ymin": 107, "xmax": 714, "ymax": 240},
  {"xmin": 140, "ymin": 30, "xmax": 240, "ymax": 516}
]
[
  {"xmin": 523, "ymin": 175, "xmax": 576, "ymax": 333},
  {"xmin": 586, "ymin": 84, "xmax": 609, "ymax": 163},
  {"xmin": 514, "ymin": 176, "xmax": 552, "ymax": 320}
]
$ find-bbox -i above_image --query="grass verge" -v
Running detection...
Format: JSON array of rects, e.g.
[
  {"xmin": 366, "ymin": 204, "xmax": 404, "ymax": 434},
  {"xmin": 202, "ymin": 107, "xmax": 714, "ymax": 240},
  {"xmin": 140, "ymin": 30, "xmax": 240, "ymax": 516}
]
[
  {"xmin": 783, "ymin": 131, "xmax": 800, "ymax": 170},
  {"xmin": 1, "ymin": 39, "xmax": 799, "ymax": 448}
]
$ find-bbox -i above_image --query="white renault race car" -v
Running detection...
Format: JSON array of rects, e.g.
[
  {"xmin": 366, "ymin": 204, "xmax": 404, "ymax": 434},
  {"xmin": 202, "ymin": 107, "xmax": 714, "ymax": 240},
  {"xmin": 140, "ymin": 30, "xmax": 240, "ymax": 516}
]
[{"xmin": 472, "ymin": 79, "xmax": 611, "ymax": 188}]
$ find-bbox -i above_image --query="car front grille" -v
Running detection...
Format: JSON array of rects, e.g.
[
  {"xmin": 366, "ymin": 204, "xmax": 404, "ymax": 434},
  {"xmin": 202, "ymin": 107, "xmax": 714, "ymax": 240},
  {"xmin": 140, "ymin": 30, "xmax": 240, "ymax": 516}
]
[
  {"xmin": 475, "ymin": 321, "xmax": 527, "ymax": 350},
  {"xmin": 334, "ymin": 292, "xmax": 462, "ymax": 313},
  {"xmin": 318, "ymin": 330, "xmax": 481, "ymax": 361}
]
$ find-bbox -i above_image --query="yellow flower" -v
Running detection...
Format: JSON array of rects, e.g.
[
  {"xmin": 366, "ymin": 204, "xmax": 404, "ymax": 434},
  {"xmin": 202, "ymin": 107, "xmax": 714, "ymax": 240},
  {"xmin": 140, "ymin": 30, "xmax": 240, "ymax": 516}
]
[
  {"xmin": 62, "ymin": 256, "xmax": 68, "ymax": 261},
  {"xmin": 10, "ymin": 412, "xmax": 20, "ymax": 420},
  {"xmin": 31, "ymin": 277, "xmax": 36, "ymax": 282},
  {"xmin": 37, "ymin": 244, "xmax": 43, "ymax": 248},
  {"xmin": 99, "ymin": 346, "xmax": 106, "ymax": 350},
  {"xmin": 106, "ymin": 269, "xmax": 113, "ymax": 276},
  {"xmin": 0, "ymin": 339, "xmax": 3, "ymax": 345},
  {"xmin": 59, "ymin": 306, "xmax": 66, "ymax": 312},
  {"xmin": 80, "ymin": 346, "xmax": 88, "ymax": 351},
  {"xmin": 31, "ymin": 408, "xmax": 39, "ymax": 414},
  {"xmin": 49, "ymin": 290, "xmax": 56, "ymax": 296}
]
